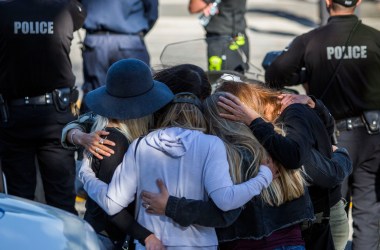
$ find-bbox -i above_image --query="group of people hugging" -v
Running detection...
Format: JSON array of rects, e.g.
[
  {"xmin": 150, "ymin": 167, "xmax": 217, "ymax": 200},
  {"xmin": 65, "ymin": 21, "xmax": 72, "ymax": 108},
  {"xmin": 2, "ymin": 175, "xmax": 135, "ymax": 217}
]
[{"xmin": 61, "ymin": 59, "xmax": 352, "ymax": 250}]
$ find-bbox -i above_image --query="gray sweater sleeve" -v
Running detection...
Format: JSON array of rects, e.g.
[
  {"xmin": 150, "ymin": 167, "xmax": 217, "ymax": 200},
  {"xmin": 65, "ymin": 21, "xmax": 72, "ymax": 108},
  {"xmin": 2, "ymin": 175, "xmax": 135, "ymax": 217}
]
[{"xmin": 61, "ymin": 112, "xmax": 97, "ymax": 150}]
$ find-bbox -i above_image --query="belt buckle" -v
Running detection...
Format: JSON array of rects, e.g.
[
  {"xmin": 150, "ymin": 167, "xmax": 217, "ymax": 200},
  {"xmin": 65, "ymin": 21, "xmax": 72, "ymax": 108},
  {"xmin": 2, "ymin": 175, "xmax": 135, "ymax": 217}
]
[
  {"xmin": 346, "ymin": 119, "xmax": 353, "ymax": 130},
  {"xmin": 45, "ymin": 93, "xmax": 52, "ymax": 104},
  {"xmin": 23, "ymin": 93, "xmax": 51, "ymax": 105}
]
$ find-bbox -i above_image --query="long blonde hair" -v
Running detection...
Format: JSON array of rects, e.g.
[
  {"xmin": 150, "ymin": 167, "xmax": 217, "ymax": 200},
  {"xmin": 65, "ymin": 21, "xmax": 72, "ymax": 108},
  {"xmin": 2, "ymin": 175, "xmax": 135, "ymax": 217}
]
[
  {"xmin": 214, "ymin": 82, "xmax": 305, "ymax": 206},
  {"xmin": 203, "ymin": 92, "xmax": 265, "ymax": 184},
  {"xmin": 92, "ymin": 115, "xmax": 154, "ymax": 143}
]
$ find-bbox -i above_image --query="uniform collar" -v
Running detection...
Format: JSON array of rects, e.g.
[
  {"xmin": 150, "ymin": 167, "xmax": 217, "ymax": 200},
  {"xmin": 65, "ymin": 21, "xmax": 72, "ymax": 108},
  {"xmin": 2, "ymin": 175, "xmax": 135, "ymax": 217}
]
[{"xmin": 327, "ymin": 15, "xmax": 359, "ymax": 23}]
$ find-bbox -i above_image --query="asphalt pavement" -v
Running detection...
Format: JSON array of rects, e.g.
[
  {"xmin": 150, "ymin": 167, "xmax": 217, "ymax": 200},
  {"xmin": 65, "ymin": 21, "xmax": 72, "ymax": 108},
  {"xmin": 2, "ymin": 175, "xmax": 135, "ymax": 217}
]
[{"xmin": 71, "ymin": 0, "xmax": 380, "ymax": 248}]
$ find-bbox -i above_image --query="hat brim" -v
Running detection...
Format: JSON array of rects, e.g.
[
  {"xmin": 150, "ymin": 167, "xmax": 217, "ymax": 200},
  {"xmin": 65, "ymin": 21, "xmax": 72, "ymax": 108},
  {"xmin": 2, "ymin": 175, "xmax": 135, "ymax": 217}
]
[{"xmin": 85, "ymin": 80, "xmax": 173, "ymax": 120}]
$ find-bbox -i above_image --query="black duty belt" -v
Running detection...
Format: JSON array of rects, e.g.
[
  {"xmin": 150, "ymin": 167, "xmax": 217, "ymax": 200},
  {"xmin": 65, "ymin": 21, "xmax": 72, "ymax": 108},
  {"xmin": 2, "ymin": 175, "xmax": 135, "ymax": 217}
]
[
  {"xmin": 335, "ymin": 116, "xmax": 365, "ymax": 131},
  {"xmin": 9, "ymin": 87, "xmax": 71, "ymax": 106},
  {"xmin": 10, "ymin": 93, "xmax": 53, "ymax": 106}
]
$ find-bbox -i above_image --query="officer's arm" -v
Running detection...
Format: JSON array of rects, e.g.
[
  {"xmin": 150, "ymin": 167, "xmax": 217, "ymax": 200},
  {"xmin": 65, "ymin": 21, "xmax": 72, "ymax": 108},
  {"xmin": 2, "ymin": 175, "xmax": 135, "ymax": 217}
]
[
  {"xmin": 265, "ymin": 35, "xmax": 307, "ymax": 88},
  {"xmin": 69, "ymin": 0, "xmax": 86, "ymax": 31}
]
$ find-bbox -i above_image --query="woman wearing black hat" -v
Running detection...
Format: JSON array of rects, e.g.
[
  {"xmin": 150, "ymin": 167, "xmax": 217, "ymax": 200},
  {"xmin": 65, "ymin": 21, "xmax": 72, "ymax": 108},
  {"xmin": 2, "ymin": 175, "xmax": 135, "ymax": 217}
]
[
  {"xmin": 77, "ymin": 58, "xmax": 174, "ymax": 250},
  {"xmin": 62, "ymin": 63, "xmax": 212, "ymax": 159}
]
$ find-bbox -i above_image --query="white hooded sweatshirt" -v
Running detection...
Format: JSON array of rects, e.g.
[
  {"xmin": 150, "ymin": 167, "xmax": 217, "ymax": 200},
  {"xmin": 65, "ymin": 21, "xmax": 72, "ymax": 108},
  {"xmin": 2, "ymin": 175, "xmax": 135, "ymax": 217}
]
[{"xmin": 80, "ymin": 127, "xmax": 272, "ymax": 248}]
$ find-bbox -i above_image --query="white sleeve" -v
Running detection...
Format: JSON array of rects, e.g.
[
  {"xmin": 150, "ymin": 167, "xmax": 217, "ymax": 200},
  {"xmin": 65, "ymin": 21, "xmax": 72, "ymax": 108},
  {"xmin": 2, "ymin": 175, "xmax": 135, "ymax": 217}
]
[
  {"xmin": 106, "ymin": 142, "xmax": 139, "ymax": 211},
  {"xmin": 78, "ymin": 156, "xmax": 124, "ymax": 215},
  {"xmin": 209, "ymin": 165, "xmax": 273, "ymax": 211},
  {"xmin": 79, "ymin": 146, "xmax": 138, "ymax": 215},
  {"xmin": 203, "ymin": 138, "xmax": 272, "ymax": 211}
]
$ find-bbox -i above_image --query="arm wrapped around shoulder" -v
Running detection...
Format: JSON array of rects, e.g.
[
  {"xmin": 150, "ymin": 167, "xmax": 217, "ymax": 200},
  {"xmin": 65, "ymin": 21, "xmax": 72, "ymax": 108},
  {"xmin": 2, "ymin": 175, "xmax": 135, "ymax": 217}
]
[
  {"xmin": 302, "ymin": 148, "xmax": 352, "ymax": 188},
  {"xmin": 209, "ymin": 165, "xmax": 273, "ymax": 211}
]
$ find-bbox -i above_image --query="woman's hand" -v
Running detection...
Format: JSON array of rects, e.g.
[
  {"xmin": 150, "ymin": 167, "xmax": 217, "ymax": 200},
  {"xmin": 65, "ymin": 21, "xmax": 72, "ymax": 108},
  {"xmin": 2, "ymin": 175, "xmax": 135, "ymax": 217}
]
[
  {"xmin": 141, "ymin": 179, "xmax": 169, "ymax": 215},
  {"xmin": 278, "ymin": 94, "xmax": 315, "ymax": 112},
  {"xmin": 74, "ymin": 130, "xmax": 115, "ymax": 159},
  {"xmin": 144, "ymin": 234, "xmax": 166, "ymax": 250},
  {"xmin": 217, "ymin": 92, "xmax": 260, "ymax": 125}
]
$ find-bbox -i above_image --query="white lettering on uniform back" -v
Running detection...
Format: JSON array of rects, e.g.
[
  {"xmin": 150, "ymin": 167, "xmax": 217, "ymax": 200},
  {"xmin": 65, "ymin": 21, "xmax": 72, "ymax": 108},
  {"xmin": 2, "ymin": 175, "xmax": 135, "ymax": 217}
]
[
  {"xmin": 326, "ymin": 45, "xmax": 368, "ymax": 60},
  {"xmin": 335, "ymin": 47, "xmax": 343, "ymax": 59},
  {"xmin": 47, "ymin": 22, "xmax": 53, "ymax": 34},
  {"xmin": 13, "ymin": 21, "xmax": 54, "ymax": 34},
  {"xmin": 361, "ymin": 46, "xmax": 367, "ymax": 58},
  {"xmin": 40, "ymin": 22, "xmax": 47, "ymax": 34},
  {"xmin": 14, "ymin": 21, "xmax": 21, "ymax": 34},
  {"xmin": 327, "ymin": 47, "xmax": 334, "ymax": 60},
  {"xmin": 21, "ymin": 22, "xmax": 29, "ymax": 34}
]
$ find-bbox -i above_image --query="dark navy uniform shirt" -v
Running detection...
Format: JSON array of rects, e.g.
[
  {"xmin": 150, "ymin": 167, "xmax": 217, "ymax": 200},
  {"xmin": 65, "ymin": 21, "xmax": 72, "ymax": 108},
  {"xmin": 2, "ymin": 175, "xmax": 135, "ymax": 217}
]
[
  {"xmin": 265, "ymin": 15, "xmax": 380, "ymax": 120},
  {"xmin": 81, "ymin": 0, "xmax": 158, "ymax": 35},
  {"xmin": 0, "ymin": 0, "xmax": 85, "ymax": 99}
]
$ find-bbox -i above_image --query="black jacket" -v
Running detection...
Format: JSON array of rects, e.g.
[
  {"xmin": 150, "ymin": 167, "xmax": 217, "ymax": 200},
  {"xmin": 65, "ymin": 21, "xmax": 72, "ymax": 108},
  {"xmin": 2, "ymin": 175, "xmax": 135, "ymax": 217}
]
[
  {"xmin": 164, "ymin": 104, "xmax": 351, "ymax": 240},
  {"xmin": 265, "ymin": 15, "xmax": 380, "ymax": 119},
  {"xmin": 0, "ymin": 0, "xmax": 86, "ymax": 99},
  {"xmin": 250, "ymin": 104, "xmax": 351, "ymax": 213}
]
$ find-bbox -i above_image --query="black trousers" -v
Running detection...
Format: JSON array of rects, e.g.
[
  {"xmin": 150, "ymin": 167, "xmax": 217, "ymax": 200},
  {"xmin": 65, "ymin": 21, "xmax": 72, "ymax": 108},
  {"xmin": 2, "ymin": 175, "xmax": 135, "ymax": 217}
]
[
  {"xmin": 338, "ymin": 127, "xmax": 380, "ymax": 250},
  {"xmin": 0, "ymin": 104, "xmax": 77, "ymax": 214}
]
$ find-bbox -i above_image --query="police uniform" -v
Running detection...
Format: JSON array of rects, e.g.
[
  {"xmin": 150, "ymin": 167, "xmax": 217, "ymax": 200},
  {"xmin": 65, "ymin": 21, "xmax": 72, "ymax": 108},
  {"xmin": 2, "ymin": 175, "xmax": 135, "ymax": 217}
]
[
  {"xmin": 265, "ymin": 13, "xmax": 380, "ymax": 250},
  {"xmin": 204, "ymin": 0, "xmax": 249, "ymax": 73},
  {"xmin": 80, "ymin": 0, "xmax": 158, "ymax": 113},
  {"xmin": 0, "ymin": 0, "xmax": 85, "ymax": 214}
]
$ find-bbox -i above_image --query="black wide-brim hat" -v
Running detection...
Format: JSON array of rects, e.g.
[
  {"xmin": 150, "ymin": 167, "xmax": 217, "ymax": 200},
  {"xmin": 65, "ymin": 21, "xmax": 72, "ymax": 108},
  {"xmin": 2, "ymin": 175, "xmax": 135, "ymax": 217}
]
[{"xmin": 85, "ymin": 59, "xmax": 174, "ymax": 120}]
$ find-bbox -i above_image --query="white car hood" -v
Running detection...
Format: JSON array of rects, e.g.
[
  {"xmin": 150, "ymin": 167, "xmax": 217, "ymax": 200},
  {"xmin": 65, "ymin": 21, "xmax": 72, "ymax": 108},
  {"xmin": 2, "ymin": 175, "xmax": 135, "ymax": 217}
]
[{"xmin": 0, "ymin": 193, "xmax": 99, "ymax": 250}]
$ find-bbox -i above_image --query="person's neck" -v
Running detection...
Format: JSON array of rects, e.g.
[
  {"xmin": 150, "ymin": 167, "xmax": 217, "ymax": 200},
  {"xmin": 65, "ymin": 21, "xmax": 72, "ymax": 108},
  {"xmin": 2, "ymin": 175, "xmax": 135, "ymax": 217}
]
[{"xmin": 329, "ymin": 9, "xmax": 355, "ymax": 16}]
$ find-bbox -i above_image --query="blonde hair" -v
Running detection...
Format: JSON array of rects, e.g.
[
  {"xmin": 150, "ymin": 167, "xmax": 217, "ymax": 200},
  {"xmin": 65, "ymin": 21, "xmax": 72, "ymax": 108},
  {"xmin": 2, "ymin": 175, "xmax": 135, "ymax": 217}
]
[
  {"xmin": 92, "ymin": 115, "xmax": 154, "ymax": 143},
  {"xmin": 215, "ymin": 82, "xmax": 305, "ymax": 206},
  {"xmin": 203, "ymin": 92, "xmax": 265, "ymax": 184},
  {"xmin": 156, "ymin": 94, "xmax": 207, "ymax": 132},
  {"xmin": 216, "ymin": 80, "xmax": 282, "ymax": 123}
]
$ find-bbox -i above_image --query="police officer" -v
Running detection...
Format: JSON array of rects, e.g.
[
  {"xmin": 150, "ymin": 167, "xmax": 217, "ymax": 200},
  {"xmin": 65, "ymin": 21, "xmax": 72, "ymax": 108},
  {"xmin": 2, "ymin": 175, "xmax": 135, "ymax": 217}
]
[
  {"xmin": 265, "ymin": 0, "xmax": 380, "ymax": 249},
  {"xmin": 0, "ymin": 0, "xmax": 86, "ymax": 214},
  {"xmin": 79, "ymin": 0, "xmax": 159, "ymax": 113},
  {"xmin": 188, "ymin": 0, "xmax": 249, "ymax": 74}
]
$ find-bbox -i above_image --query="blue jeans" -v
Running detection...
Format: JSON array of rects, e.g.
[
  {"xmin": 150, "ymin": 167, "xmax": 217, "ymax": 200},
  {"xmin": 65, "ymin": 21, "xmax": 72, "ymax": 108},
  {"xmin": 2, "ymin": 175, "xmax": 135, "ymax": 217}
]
[{"xmin": 274, "ymin": 245, "xmax": 305, "ymax": 250}]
